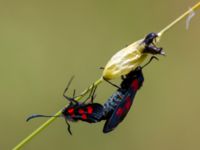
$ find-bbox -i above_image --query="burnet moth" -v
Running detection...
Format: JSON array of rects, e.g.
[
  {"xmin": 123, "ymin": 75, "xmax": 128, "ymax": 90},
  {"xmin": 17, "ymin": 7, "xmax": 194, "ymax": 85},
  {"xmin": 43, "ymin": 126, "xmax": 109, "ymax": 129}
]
[
  {"xmin": 26, "ymin": 77, "xmax": 104, "ymax": 135},
  {"xmin": 27, "ymin": 56, "xmax": 157, "ymax": 134},
  {"xmin": 101, "ymin": 56, "xmax": 158, "ymax": 133}
]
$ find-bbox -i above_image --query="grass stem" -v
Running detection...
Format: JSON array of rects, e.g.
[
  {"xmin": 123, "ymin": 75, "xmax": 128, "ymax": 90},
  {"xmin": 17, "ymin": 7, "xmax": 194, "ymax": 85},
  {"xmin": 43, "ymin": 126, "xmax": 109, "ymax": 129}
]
[
  {"xmin": 158, "ymin": 2, "xmax": 200, "ymax": 37},
  {"xmin": 12, "ymin": 2, "xmax": 200, "ymax": 149},
  {"xmin": 12, "ymin": 78, "xmax": 103, "ymax": 150}
]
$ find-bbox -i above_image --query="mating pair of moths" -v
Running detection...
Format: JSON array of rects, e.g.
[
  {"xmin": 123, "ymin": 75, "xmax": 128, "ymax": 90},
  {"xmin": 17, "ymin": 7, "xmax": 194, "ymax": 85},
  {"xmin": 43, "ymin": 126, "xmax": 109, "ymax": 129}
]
[{"xmin": 27, "ymin": 32, "xmax": 165, "ymax": 134}]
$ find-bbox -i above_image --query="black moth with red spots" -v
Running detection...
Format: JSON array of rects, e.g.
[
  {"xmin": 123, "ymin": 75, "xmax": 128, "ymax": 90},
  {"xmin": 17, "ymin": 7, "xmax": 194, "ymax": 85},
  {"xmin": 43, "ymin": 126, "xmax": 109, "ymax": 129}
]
[
  {"xmin": 62, "ymin": 103, "xmax": 103, "ymax": 123},
  {"xmin": 26, "ymin": 77, "xmax": 104, "ymax": 135},
  {"xmin": 27, "ymin": 57, "xmax": 156, "ymax": 134},
  {"xmin": 101, "ymin": 66, "xmax": 144, "ymax": 133},
  {"xmin": 61, "ymin": 67, "xmax": 144, "ymax": 134},
  {"xmin": 101, "ymin": 56, "xmax": 158, "ymax": 133},
  {"xmin": 60, "ymin": 77, "xmax": 104, "ymax": 127},
  {"xmin": 26, "ymin": 67, "xmax": 144, "ymax": 135}
]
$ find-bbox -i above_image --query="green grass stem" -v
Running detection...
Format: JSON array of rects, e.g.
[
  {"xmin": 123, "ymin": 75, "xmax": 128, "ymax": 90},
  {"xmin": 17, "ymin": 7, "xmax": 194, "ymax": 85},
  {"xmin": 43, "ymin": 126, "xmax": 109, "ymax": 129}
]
[
  {"xmin": 158, "ymin": 2, "xmax": 200, "ymax": 37},
  {"xmin": 12, "ymin": 78, "xmax": 103, "ymax": 150},
  {"xmin": 12, "ymin": 2, "xmax": 200, "ymax": 149}
]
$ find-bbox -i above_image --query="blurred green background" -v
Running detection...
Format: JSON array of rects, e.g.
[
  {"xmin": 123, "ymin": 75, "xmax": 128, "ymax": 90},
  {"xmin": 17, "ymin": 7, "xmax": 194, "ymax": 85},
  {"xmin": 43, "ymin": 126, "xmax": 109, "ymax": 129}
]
[{"xmin": 0, "ymin": 0, "xmax": 200, "ymax": 150}]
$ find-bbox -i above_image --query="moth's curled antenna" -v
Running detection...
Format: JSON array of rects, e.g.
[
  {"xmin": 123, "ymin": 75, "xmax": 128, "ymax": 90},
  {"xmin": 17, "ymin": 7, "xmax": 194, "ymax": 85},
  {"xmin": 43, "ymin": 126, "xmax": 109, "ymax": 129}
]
[
  {"xmin": 65, "ymin": 119, "xmax": 72, "ymax": 135},
  {"xmin": 26, "ymin": 114, "xmax": 73, "ymax": 135},
  {"xmin": 26, "ymin": 114, "xmax": 62, "ymax": 122}
]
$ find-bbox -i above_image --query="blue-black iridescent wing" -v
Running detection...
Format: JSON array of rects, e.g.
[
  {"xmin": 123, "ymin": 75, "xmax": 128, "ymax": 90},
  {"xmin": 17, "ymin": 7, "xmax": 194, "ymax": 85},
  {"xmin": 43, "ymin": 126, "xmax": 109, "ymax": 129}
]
[{"xmin": 103, "ymin": 75, "xmax": 144, "ymax": 133}]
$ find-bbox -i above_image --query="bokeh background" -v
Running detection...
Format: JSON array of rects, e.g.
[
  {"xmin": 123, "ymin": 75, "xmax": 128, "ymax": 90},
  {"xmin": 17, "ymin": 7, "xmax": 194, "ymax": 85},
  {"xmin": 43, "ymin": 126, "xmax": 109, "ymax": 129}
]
[{"xmin": 0, "ymin": 0, "xmax": 200, "ymax": 150}]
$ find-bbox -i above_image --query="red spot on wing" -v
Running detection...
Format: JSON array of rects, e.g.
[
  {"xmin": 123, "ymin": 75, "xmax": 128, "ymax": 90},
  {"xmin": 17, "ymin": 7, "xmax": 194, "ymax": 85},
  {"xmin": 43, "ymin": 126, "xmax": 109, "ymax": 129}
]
[
  {"xmin": 78, "ymin": 109, "xmax": 84, "ymax": 114},
  {"xmin": 87, "ymin": 106, "xmax": 93, "ymax": 114},
  {"xmin": 131, "ymin": 80, "xmax": 139, "ymax": 91},
  {"xmin": 67, "ymin": 108, "xmax": 74, "ymax": 114},
  {"xmin": 116, "ymin": 108, "xmax": 123, "ymax": 116},
  {"xmin": 125, "ymin": 96, "xmax": 131, "ymax": 110},
  {"xmin": 82, "ymin": 114, "xmax": 87, "ymax": 120}
]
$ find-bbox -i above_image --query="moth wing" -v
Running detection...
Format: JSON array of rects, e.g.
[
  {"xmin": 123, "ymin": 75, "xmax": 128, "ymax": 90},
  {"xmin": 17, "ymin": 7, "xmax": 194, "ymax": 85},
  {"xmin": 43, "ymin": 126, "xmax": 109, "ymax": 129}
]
[
  {"xmin": 73, "ymin": 103, "xmax": 104, "ymax": 123},
  {"xmin": 103, "ymin": 89, "xmax": 136, "ymax": 133}
]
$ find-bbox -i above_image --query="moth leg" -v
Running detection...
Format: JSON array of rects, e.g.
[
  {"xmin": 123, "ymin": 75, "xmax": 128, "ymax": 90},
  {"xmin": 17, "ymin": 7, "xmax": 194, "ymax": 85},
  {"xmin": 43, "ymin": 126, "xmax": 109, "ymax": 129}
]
[
  {"xmin": 121, "ymin": 75, "xmax": 125, "ymax": 80},
  {"xmin": 82, "ymin": 84, "xmax": 96, "ymax": 103},
  {"xmin": 90, "ymin": 85, "xmax": 97, "ymax": 103},
  {"xmin": 142, "ymin": 56, "xmax": 159, "ymax": 68},
  {"xmin": 104, "ymin": 79, "xmax": 120, "ymax": 89},
  {"xmin": 72, "ymin": 89, "xmax": 76, "ymax": 98}
]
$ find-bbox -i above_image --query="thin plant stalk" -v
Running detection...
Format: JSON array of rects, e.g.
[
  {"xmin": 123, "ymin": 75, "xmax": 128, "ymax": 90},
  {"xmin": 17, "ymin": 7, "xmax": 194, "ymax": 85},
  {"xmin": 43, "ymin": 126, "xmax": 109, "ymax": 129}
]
[
  {"xmin": 158, "ymin": 1, "xmax": 200, "ymax": 37},
  {"xmin": 12, "ymin": 78, "xmax": 103, "ymax": 150},
  {"xmin": 12, "ymin": 2, "xmax": 200, "ymax": 150}
]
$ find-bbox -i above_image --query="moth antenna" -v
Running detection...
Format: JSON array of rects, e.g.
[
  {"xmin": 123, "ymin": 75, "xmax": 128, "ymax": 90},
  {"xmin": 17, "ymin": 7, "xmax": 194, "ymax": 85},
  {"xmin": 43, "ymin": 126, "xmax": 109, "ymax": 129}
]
[
  {"xmin": 65, "ymin": 119, "xmax": 72, "ymax": 135},
  {"xmin": 63, "ymin": 76, "xmax": 78, "ymax": 104},
  {"xmin": 83, "ymin": 84, "xmax": 95, "ymax": 103},
  {"xmin": 63, "ymin": 76, "xmax": 75, "ymax": 96},
  {"xmin": 26, "ymin": 114, "xmax": 62, "ymax": 122}
]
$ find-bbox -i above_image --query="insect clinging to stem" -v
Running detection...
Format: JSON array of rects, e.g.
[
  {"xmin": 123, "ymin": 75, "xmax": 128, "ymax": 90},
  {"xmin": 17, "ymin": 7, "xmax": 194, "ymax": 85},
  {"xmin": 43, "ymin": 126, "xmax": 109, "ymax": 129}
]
[
  {"xmin": 13, "ymin": 3, "xmax": 200, "ymax": 150},
  {"xmin": 26, "ymin": 77, "xmax": 104, "ymax": 135},
  {"xmin": 101, "ymin": 56, "xmax": 158, "ymax": 133},
  {"xmin": 26, "ymin": 56, "xmax": 157, "ymax": 134}
]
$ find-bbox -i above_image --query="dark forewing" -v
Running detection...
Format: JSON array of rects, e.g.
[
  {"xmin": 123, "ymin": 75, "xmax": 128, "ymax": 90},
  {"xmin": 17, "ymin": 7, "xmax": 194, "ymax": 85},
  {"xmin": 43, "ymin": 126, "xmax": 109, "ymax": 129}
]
[
  {"xmin": 73, "ymin": 103, "xmax": 104, "ymax": 123},
  {"xmin": 103, "ymin": 89, "xmax": 136, "ymax": 133},
  {"xmin": 103, "ymin": 75, "xmax": 144, "ymax": 133}
]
